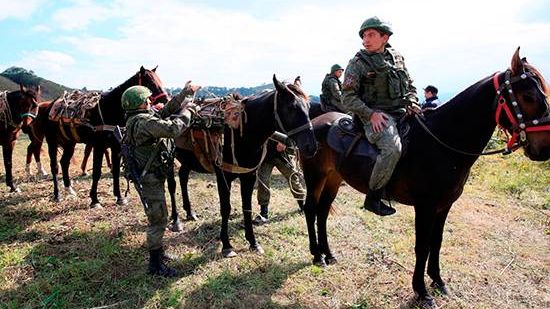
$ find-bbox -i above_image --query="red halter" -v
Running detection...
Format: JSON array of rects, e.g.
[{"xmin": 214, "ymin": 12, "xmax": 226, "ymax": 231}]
[{"xmin": 492, "ymin": 70, "xmax": 550, "ymax": 153}]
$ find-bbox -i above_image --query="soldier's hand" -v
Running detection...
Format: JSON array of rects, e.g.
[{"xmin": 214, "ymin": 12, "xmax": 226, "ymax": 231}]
[
  {"xmin": 370, "ymin": 112, "xmax": 389, "ymax": 133},
  {"xmin": 184, "ymin": 81, "xmax": 201, "ymax": 94},
  {"xmin": 406, "ymin": 103, "xmax": 422, "ymax": 116}
]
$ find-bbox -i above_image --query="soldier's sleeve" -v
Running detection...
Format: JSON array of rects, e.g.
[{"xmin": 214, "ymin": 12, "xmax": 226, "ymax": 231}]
[
  {"xmin": 342, "ymin": 59, "xmax": 373, "ymax": 120},
  {"xmin": 159, "ymin": 87, "xmax": 195, "ymax": 118},
  {"xmin": 328, "ymin": 79, "xmax": 346, "ymax": 112},
  {"xmin": 143, "ymin": 116, "xmax": 187, "ymax": 139}
]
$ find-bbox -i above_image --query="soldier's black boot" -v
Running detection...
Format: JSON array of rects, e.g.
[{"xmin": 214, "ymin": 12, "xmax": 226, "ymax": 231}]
[
  {"xmin": 148, "ymin": 248, "xmax": 178, "ymax": 278},
  {"xmin": 363, "ymin": 189, "xmax": 396, "ymax": 216}
]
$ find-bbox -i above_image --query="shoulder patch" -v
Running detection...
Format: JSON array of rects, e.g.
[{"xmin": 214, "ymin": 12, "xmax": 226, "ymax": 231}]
[{"xmin": 342, "ymin": 73, "xmax": 357, "ymax": 90}]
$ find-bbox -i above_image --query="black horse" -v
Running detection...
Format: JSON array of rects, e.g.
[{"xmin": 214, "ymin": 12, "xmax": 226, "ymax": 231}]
[
  {"xmin": 172, "ymin": 75, "xmax": 317, "ymax": 257},
  {"xmin": 0, "ymin": 85, "xmax": 40, "ymax": 192},
  {"xmin": 300, "ymin": 49, "xmax": 550, "ymax": 308},
  {"xmin": 40, "ymin": 66, "xmax": 168, "ymax": 206}
]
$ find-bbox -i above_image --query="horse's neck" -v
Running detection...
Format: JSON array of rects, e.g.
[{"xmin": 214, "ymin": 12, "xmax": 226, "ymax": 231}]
[
  {"xmin": 422, "ymin": 79, "xmax": 497, "ymax": 154},
  {"xmin": 98, "ymin": 75, "xmax": 137, "ymax": 125}
]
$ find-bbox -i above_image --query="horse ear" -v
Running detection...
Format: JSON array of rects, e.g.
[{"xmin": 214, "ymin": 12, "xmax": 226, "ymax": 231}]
[
  {"xmin": 273, "ymin": 74, "xmax": 288, "ymax": 93},
  {"xmin": 294, "ymin": 76, "xmax": 302, "ymax": 87},
  {"xmin": 140, "ymin": 66, "xmax": 146, "ymax": 74},
  {"xmin": 152, "ymin": 65, "xmax": 158, "ymax": 72},
  {"xmin": 36, "ymin": 85, "xmax": 41, "ymax": 95},
  {"xmin": 511, "ymin": 47, "xmax": 524, "ymax": 74},
  {"xmin": 20, "ymin": 84, "xmax": 26, "ymax": 92}
]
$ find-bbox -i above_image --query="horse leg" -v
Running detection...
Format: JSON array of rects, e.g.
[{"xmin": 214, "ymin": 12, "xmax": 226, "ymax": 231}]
[
  {"xmin": 2, "ymin": 141, "xmax": 19, "ymax": 192},
  {"xmin": 240, "ymin": 173, "xmax": 263, "ymax": 254},
  {"xmin": 89, "ymin": 143, "xmax": 104, "ymax": 208},
  {"xmin": 303, "ymin": 169, "xmax": 327, "ymax": 266},
  {"xmin": 25, "ymin": 142, "xmax": 33, "ymax": 177},
  {"xmin": 427, "ymin": 206, "xmax": 452, "ymax": 296},
  {"xmin": 317, "ymin": 175, "xmax": 341, "ymax": 265},
  {"xmin": 46, "ymin": 138, "xmax": 60, "ymax": 202},
  {"xmin": 412, "ymin": 205, "xmax": 438, "ymax": 309},
  {"xmin": 178, "ymin": 166, "xmax": 197, "ymax": 220},
  {"xmin": 104, "ymin": 149, "xmax": 112, "ymax": 170},
  {"xmin": 60, "ymin": 143, "xmax": 76, "ymax": 196},
  {"xmin": 216, "ymin": 170, "xmax": 236, "ymax": 257},
  {"xmin": 110, "ymin": 145, "xmax": 126, "ymax": 206},
  {"xmin": 81, "ymin": 143, "xmax": 92, "ymax": 175},
  {"xmin": 167, "ymin": 170, "xmax": 183, "ymax": 232}
]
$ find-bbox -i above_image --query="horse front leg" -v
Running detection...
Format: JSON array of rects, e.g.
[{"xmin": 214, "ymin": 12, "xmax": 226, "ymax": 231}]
[
  {"xmin": 167, "ymin": 168, "xmax": 183, "ymax": 232},
  {"xmin": 240, "ymin": 173, "xmax": 263, "ymax": 254},
  {"xmin": 2, "ymin": 141, "xmax": 19, "ymax": 192},
  {"xmin": 178, "ymin": 165, "xmax": 197, "ymax": 220},
  {"xmin": 110, "ymin": 145, "xmax": 126, "ymax": 206},
  {"xmin": 427, "ymin": 206, "xmax": 452, "ymax": 296},
  {"xmin": 412, "ymin": 206, "xmax": 438, "ymax": 309},
  {"xmin": 60, "ymin": 143, "xmax": 76, "ymax": 196},
  {"xmin": 317, "ymin": 177, "xmax": 341, "ymax": 265},
  {"xmin": 46, "ymin": 139, "xmax": 60, "ymax": 202},
  {"xmin": 89, "ymin": 143, "xmax": 104, "ymax": 208},
  {"xmin": 216, "ymin": 170, "xmax": 235, "ymax": 258}
]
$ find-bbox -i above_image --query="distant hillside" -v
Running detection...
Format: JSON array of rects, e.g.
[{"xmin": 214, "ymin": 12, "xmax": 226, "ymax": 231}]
[
  {"xmin": 0, "ymin": 67, "xmax": 72, "ymax": 100},
  {"xmin": 0, "ymin": 75, "xmax": 19, "ymax": 92}
]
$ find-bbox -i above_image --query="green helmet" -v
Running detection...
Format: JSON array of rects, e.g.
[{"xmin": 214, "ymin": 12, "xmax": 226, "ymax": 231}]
[
  {"xmin": 331, "ymin": 64, "xmax": 343, "ymax": 73},
  {"xmin": 358, "ymin": 16, "xmax": 393, "ymax": 38},
  {"xmin": 121, "ymin": 85, "xmax": 152, "ymax": 110}
]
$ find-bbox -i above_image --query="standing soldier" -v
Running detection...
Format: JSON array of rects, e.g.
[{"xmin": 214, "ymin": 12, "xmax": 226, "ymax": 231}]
[
  {"xmin": 121, "ymin": 82, "xmax": 200, "ymax": 277},
  {"xmin": 320, "ymin": 64, "xmax": 346, "ymax": 113},
  {"xmin": 342, "ymin": 16, "xmax": 420, "ymax": 216}
]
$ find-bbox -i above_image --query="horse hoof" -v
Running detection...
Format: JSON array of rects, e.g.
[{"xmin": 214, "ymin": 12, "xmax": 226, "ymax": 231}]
[
  {"xmin": 325, "ymin": 256, "xmax": 338, "ymax": 265},
  {"xmin": 170, "ymin": 220, "xmax": 184, "ymax": 232},
  {"xmin": 116, "ymin": 197, "xmax": 128, "ymax": 206},
  {"xmin": 10, "ymin": 187, "xmax": 21, "ymax": 193},
  {"xmin": 64, "ymin": 186, "xmax": 76, "ymax": 196},
  {"xmin": 53, "ymin": 196, "xmax": 61, "ymax": 202},
  {"xmin": 250, "ymin": 244, "xmax": 264, "ymax": 255},
  {"xmin": 90, "ymin": 203, "xmax": 103, "ymax": 209},
  {"xmin": 413, "ymin": 294, "xmax": 438, "ymax": 309},
  {"xmin": 222, "ymin": 249, "xmax": 237, "ymax": 258},
  {"xmin": 186, "ymin": 212, "xmax": 199, "ymax": 221},
  {"xmin": 313, "ymin": 257, "xmax": 327, "ymax": 267},
  {"xmin": 430, "ymin": 281, "xmax": 450, "ymax": 296}
]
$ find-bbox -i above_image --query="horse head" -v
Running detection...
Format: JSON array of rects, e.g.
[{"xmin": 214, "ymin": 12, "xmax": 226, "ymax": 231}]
[
  {"xmin": 501, "ymin": 48, "xmax": 550, "ymax": 161},
  {"xmin": 137, "ymin": 65, "xmax": 169, "ymax": 104},
  {"xmin": 272, "ymin": 74, "xmax": 317, "ymax": 158},
  {"xmin": 15, "ymin": 84, "xmax": 40, "ymax": 130}
]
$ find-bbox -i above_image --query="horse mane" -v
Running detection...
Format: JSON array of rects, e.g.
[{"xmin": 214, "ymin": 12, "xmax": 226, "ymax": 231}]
[
  {"xmin": 525, "ymin": 62, "xmax": 549, "ymax": 95},
  {"xmin": 287, "ymin": 83, "xmax": 310, "ymax": 102}
]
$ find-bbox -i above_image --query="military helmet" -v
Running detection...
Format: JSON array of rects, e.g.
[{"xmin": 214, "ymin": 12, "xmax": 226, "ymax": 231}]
[
  {"xmin": 358, "ymin": 16, "xmax": 393, "ymax": 38},
  {"xmin": 331, "ymin": 64, "xmax": 344, "ymax": 73},
  {"xmin": 121, "ymin": 85, "xmax": 152, "ymax": 110}
]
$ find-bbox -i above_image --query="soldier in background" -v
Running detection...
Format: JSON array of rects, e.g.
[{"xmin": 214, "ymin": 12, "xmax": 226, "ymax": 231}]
[
  {"xmin": 320, "ymin": 64, "xmax": 345, "ymax": 113},
  {"xmin": 422, "ymin": 85, "xmax": 440, "ymax": 110},
  {"xmin": 342, "ymin": 16, "xmax": 420, "ymax": 216},
  {"xmin": 121, "ymin": 83, "xmax": 199, "ymax": 277}
]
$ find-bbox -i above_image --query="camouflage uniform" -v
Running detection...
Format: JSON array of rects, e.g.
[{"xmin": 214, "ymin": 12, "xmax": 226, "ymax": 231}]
[
  {"xmin": 321, "ymin": 73, "xmax": 345, "ymax": 113},
  {"xmin": 125, "ymin": 89, "xmax": 194, "ymax": 251},
  {"xmin": 255, "ymin": 140, "xmax": 305, "ymax": 221},
  {"xmin": 342, "ymin": 46, "xmax": 417, "ymax": 190}
]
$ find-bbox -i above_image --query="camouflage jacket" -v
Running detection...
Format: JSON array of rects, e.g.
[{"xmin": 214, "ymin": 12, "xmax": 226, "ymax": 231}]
[
  {"xmin": 342, "ymin": 45, "xmax": 417, "ymax": 122},
  {"xmin": 321, "ymin": 74, "xmax": 345, "ymax": 112},
  {"xmin": 124, "ymin": 89, "xmax": 193, "ymax": 176}
]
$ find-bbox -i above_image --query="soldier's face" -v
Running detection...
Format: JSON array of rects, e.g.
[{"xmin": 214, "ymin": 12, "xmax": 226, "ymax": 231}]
[
  {"xmin": 362, "ymin": 29, "xmax": 388, "ymax": 53},
  {"xmin": 334, "ymin": 69, "xmax": 343, "ymax": 78}
]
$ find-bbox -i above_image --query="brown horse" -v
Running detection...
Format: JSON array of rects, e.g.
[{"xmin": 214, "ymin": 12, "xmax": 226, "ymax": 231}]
[
  {"xmin": 301, "ymin": 49, "xmax": 550, "ymax": 308},
  {"xmin": 39, "ymin": 66, "xmax": 168, "ymax": 206},
  {"xmin": 23, "ymin": 101, "xmax": 51, "ymax": 178},
  {"xmin": 0, "ymin": 85, "xmax": 40, "ymax": 192}
]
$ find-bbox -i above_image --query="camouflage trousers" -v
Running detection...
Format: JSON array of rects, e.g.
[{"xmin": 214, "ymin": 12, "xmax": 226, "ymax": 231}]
[
  {"xmin": 135, "ymin": 173, "xmax": 168, "ymax": 251},
  {"xmin": 257, "ymin": 154, "xmax": 305, "ymax": 207},
  {"xmin": 363, "ymin": 115, "xmax": 402, "ymax": 190}
]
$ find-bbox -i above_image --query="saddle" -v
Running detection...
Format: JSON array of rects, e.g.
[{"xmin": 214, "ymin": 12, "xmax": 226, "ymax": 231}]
[
  {"xmin": 175, "ymin": 94, "xmax": 244, "ymax": 172},
  {"xmin": 48, "ymin": 90, "xmax": 102, "ymax": 123},
  {"xmin": 327, "ymin": 115, "xmax": 410, "ymax": 162}
]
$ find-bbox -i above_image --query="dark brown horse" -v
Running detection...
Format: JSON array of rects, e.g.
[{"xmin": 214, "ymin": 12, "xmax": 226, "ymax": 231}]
[
  {"xmin": 23, "ymin": 101, "xmax": 50, "ymax": 178},
  {"xmin": 301, "ymin": 49, "xmax": 550, "ymax": 308},
  {"xmin": 40, "ymin": 66, "xmax": 168, "ymax": 206},
  {"xmin": 172, "ymin": 75, "xmax": 318, "ymax": 256},
  {"xmin": 0, "ymin": 85, "xmax": 40, "ymax": 192}
]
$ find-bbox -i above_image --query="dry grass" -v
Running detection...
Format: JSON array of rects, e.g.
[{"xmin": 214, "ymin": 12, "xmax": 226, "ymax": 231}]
[{"xmin": 0, "ymin": 136, "xmax": 548, "ymax": 308}]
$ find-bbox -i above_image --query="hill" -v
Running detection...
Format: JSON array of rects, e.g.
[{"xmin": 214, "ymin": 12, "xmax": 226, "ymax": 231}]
[
  {"xmin": 0, "ymin": 75, "xmax": 19, "ymax": 92},
  {"xmin": 0, "ymin": 67, "xmax": 72, "ymax": 101}
]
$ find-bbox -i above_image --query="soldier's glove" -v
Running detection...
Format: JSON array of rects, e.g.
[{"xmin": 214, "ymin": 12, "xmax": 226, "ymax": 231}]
[
  {"xmin": 183, "ymin": 81, "xmax": 201, "ymax": 95},
  {"xmin": 406, "ymin": 102, "xmax": 422, "ymax": 116}
]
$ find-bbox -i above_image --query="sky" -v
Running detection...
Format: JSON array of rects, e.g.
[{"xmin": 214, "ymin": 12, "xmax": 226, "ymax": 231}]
[{"xmin": 1, "ymin": 0, "xmax": 550, "ymax": 99}]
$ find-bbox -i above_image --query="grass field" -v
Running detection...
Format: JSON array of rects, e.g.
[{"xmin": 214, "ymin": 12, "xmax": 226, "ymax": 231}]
[{"xmin": 0, "ymin": 135, "xmax": 548, "ymax": 308}]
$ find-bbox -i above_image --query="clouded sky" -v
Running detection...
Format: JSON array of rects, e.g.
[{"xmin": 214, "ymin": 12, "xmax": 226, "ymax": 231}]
[{"xmin": 1, "ymin": 0, "xmax": 549, "ymax": 99}]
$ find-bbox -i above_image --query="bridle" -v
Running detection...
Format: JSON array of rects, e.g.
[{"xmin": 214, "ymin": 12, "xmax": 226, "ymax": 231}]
[
  {"xmin": 493, "ymin": 69, "xmax": 550, "ymax": 153},
  {"xmin": 415, "ymin": 69, "xmax": 550, "ymax": 156},
  {"xmin": 273, "ymin": 90, "xmax": 313, "ymax": 137},
  {"xmin": 0, "ymin": 91, "xmax": 38, "ymax": 129},
  {"xmin": 137, "ymin": 70, "xmax": 168, "ymax": 103}
]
